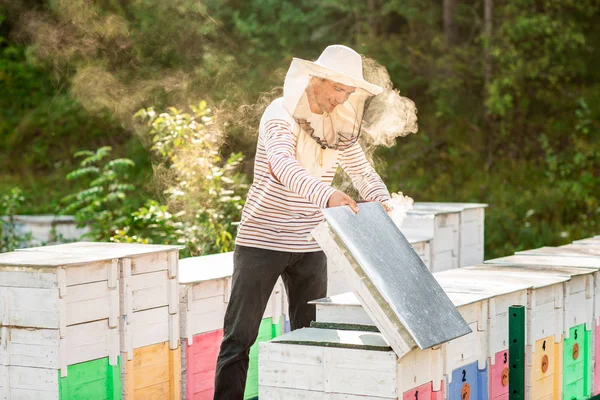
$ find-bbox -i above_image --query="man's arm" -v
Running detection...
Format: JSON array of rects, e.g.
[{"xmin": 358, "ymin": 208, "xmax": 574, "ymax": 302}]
[
  {"xmin": 263, "ymin": 119, "xmax": 337, "ymax": 209},
  {"xmin": 339, "ymin": 142, "xmax": 391, "ymax": 203}
]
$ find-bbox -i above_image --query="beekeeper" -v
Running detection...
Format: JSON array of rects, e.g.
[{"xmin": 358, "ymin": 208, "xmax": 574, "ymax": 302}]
[{"xmin": 214, "ymin": 44, "xmax": 391, "ymax": 399}]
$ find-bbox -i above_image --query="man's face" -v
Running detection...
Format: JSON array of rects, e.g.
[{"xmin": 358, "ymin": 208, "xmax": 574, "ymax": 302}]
[{"xmin": 310, "ymin": 78, "xmax": 356, "ymax": 114}]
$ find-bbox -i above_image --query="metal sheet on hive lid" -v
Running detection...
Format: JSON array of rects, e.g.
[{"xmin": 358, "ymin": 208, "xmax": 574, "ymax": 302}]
[{"xmin": 312, "ymin": 202, "xmax": 471, "ymax": 358}]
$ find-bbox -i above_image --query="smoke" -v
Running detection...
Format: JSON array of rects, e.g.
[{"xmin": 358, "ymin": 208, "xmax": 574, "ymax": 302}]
[
  {"xmin": 361, "ymin": 57, "xmax": 419, "ymax": 148},
  {"xmin": 387, "ymin": 192, "xmax": 415, "ymax": 228}
]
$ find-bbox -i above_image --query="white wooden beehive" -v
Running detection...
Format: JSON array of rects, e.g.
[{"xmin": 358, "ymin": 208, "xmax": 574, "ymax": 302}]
[
  {"xmin": 179, "ymin": 252, "xmax": 233, "ymax": 344},
  {"xmin": 0, "ymin": 251, "xmax": 121, "ymax": 381},
  {"xmin": 178, "ymin": 252, "xmax": 285, "ymax": 343},
  {"xmin": 308, "ymin": 289, "xmax": 490, "ymax": 396},
  {"xmin": 485, "ymin": 255, "xmax": 598, "ymax": 334},
  {"xmin": 400, "ymin": 208, "xmax": 460, "ymax": 273},
  {"xmin": 259, "ymin": 328, "xmax": 399, "ymax": 399},
  {"xmin": 415, "ymin": 202, "xmax": 488, "ymax": 267},
  {"xmin": 17, "ymin": 242, "xmax": 183, "ymax": 358}
]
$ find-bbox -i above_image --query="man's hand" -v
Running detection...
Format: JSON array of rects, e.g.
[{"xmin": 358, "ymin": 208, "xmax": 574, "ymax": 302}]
[
  {"xmin": 327, "ymin": 191, "xmax": 359, "ymax": 213},
  {"xmin": 380, "ymin": 201, "xmax": 392, "ymax": 213}
]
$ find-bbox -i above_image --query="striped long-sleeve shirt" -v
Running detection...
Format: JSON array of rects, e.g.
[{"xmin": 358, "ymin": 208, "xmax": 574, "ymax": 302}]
[{"xmin": 236, "ymin": 98, "xmax": 390, "ymax": 252}]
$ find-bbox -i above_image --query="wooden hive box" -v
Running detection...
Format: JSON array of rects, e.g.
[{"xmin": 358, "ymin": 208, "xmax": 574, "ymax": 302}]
[
  {"xmin": 259, "ymin": 327, "xmax": 400, "ymax": 399},
  {"xmin": 17, "ymin": 242, "xmax": 183, "ymax": 399},
  {"xmin": 486, "ymin": 253, "xmax": 600, "ymax": 399},
  {"xmin": 178, "ymin": 252, "xmax": 285, "ymax": 400},
  {"xmin": 0, "ymin": 251, "xmax": 122, "ymax": 399},
  {"xmin": 433, "ymin": 268, "xmax": 531, "ymax": 400},
  {"xmin": 308, "ymin": 289, "xmax": 492, "ymax": 399},
  {"xmin": 400, "ymin": 207, "xmax": 461, "ymax": 273},
  {"xmin": 414, "ymin": 202, "xmax": 488, "ymax": 267},
  {"xmin": 479, "ymin": 260, "xmax": 595, "ymax": 400},
  {"xmin": 18, "ymin": 242, "xmax": 183, "ymax": 355}
]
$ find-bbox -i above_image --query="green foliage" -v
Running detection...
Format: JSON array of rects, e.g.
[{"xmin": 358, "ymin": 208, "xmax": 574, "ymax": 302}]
[
  {"xmin": 2, "ymin": 0, "xmax": 599, "ymax": 258},
  {"xmin": 0, "ymin": 188, "xmax": 32, "ymax": 253},
  {"xmin": 60, "ymin": 146, "xmax": 140, "ymax": 241},
  {"xmin": 134, "ymin": 102, "xmax": 248, "ymax": 255}
]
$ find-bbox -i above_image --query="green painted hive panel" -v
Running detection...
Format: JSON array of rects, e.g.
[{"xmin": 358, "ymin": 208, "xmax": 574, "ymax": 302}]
[
  {"xmin": 244, "ymin": 317, "xmax": 280, "ymax": 399},
  {"xmin": 59, "ymin": 357, "xmax": 121, "ymax": 400},
  {"xmin": 563, "ymin": 324, "xmax": 592, "ymax": 400}
]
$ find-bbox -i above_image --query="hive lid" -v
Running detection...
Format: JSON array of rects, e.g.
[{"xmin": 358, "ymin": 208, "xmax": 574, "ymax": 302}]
[
  {"xmin": 485, "ymin": 254, "xmax": 600, "ymax": 270},
  {"xmin": 313, "ymin": 203, "xmax": 471, "ymax": 358},
  {"xmin": 573, "ymin": 238, "xmax": 600, "ymax": 246},
  {"xmin": 18, "ymin": 241, "xmax": 184, "ymax": 257},
  {"xmin": 0, "ymin": 250, "xmax": 118, "ymax": 268},
  {"xmin": 178, "ymin": 252, "xmax": 234, "ymax": 284},
  {"xmin": 414, "ymin": 202, "xmax": 489, "ymax": 210},
  {"xmin": 437, "ymin": 264, "xmax": 573, "ymax": 289},
  {"xmin": 434, "ymin": 269, "xmax": 533, "ymax": 299},
  {"xmin": 405, "ymin": 234, "xmax": 434, "ymax": 244},
  {"xmin": 517, "ymin": 246, "xmax": 600, "ymax": 258}
]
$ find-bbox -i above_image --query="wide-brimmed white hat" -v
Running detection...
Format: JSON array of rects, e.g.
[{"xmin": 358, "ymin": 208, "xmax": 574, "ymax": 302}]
[{"xmin": 292, "ymin": 45, "xmax": 384, "ymax": 96}]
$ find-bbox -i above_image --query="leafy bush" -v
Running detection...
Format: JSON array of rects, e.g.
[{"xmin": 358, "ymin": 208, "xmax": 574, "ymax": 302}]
[
  {"xmin": 59, "ymin": 146, "xmax": 139, "ymax": 241},
  {"xmin": 60, "ymin": 101, "xmax": 248, "ymax": 256},
  {"xmin": 133, "ymin": 101, "xmax": 248, "ymax": 255},
  {"xmin": 0, "ymin": 187, "xmax": 32, "ymax": 253}
]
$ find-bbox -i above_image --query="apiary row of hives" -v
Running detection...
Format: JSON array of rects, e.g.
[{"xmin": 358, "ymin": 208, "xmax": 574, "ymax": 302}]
[
  {"xmin": 0, "ymin": 202, "xmax": 487, "ymax": 399},
  {"xmin": 259, "ymin": 236, "xmax": 600, "ymax": 400}
]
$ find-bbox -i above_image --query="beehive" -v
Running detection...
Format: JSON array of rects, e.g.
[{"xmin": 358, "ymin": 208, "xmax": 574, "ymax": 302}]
[
  {"xmin": 400, "ymin": 208, "xmax": 460, "ymax": 273},
  {"xmin": 177, "ymin": 252, "xmax": 285, "ymax": 400},
  {"xmin": 414, "ymin": 202, "xmax": 488, "ymax": 267},
  {"xmin": 18, "ymin": 242, "xmax": 183, "ymax": 399},
  {"xmin": 0, "ymin": 251, "xmax": 121, "ymax": 399}
]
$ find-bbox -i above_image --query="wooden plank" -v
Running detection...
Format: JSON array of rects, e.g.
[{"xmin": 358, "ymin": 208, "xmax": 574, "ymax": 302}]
[
  {"xmin": 19, "ymin": 242, "xmax": 183, "ymax": 258},
  {"xmin": 59, "ymin": 357, "xmax": 121, "ymax": 400},
  {"xmin": 0, "ymin": 250, "xmax": 116, "ymax": 268},
  {"xmin": 128, "ymin": 270, "xmax": 169, "ymax": 312},
  {"xmin": 123, "ymin": 342, "xmax": 180, "ymax": 399},
  {"xmin": 130, "ymin": 251, "xmax": 169, "ymax": 275},
  {"xmin": 486, "ymin": 254, "xmax": 600, "ymax": 269},
  {"xmin": 398, "ymin": 346, "xmax": 443, "ymax": 394},
  {"xmin": 63, "ymin": 260, "xmax": 113, "ymax": 286},
  {"xmin": 126, "ymin": 306, "xmax": 170, "ymax": 352},
  {"xmin": 0, "ymin": 327, "xmax": 59, "ymax": 369},
  {"xmin": 169, "ymin": 347, "xmax": 181, "ymax": 399},
  {"xmin": 63, "ymin": 280, "xmax": 117, "ymax": 326},
  {"xmin": 0, "ymin": 286, "xmax": 59, "ymax": 328},
  {"xmin": 6, "ymin": 365, "xmax": 58, "ymax": 392},
  {"xmin": 189, "ymin": 279, "xmax": 227, "ymax": 302},
  {"xmin": 0, "ymin": 269, "xmax": 57, "ymax": 289},
  {"xmin": 64, "ymin": 319, "xmax": 118, "ymax": 368},
  {"xmin": 133, "ymin": 381, "xmax": 169, "ymax": 398},
  {"xmin": 184, "ymin": 296, "xmax": 226, "ymax": 337}
]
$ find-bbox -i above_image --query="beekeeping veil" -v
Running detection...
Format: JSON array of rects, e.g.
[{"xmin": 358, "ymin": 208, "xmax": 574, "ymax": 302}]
[{"xmin": 281, "ymin": 45, "xmax": 383, "ymax": 178}]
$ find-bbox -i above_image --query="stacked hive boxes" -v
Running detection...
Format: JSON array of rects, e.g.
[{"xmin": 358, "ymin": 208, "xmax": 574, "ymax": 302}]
[
  {"xmin": 399, "ymin": 203, "xmax": 488, "ymax": 273},
  {"xmin": 414, "ymin": 202, "xmax": 487, "ymax": 267},
  {"xmin": 400, "ymin": 206, "xmax": 461, "ymax": 272},
  {"xmin": 17, "ymin": 242, "xmax": 183, "ymax": 399},
  {"xmin": 485, "ymin": 253, "xmax": 599, "ymax": 399},
  {"xmin": 0, "ymin": 251, "xmax": 121, "ymax": 399},
  {"xmin": 258, "ymin": 236, "xmax": 600, "ymax": 399},
  {"xmin": 179, "ymin": 252, "xmax": 232, "ymax": 400},
  {"xmin": 178, "ymin": 252, "xmax": 285, "ymax": 400}
]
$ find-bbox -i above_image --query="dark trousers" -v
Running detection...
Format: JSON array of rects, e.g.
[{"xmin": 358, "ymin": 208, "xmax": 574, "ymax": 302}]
[{"xmin": 213, "ymin": 245, "xmax": 327, "ymax": 400}]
